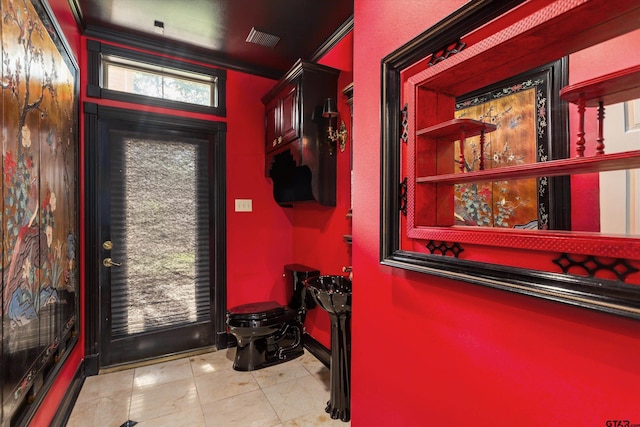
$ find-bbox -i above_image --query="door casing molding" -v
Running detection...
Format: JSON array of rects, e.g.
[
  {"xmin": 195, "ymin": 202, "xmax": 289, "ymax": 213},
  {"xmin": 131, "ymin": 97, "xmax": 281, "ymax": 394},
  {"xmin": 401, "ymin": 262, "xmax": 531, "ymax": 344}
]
[{"xmin": 83, "ymin": 102, "xmax": 227, "ymax": 373}]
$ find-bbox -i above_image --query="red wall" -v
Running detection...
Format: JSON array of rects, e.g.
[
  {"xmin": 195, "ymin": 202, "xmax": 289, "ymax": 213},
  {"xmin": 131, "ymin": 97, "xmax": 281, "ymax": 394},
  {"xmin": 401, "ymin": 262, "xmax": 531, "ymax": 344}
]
[
  {"xmin": 352, "ymin": 1, "xmax": 640, "ymax": 426},
  {"xmin": 225, "ymin": 73, "xmax": 293, "ymax": 309},
  {"xmin": 292, "ymin": 33, "xmax": 354, "ymax": 348}
]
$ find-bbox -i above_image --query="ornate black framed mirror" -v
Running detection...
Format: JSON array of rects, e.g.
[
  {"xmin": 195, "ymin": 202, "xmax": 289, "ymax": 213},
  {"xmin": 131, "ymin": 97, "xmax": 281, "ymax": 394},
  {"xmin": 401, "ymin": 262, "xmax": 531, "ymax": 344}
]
[{"xmin": 381, "ymin": 0, "xmax": 640, "ymax": 319}]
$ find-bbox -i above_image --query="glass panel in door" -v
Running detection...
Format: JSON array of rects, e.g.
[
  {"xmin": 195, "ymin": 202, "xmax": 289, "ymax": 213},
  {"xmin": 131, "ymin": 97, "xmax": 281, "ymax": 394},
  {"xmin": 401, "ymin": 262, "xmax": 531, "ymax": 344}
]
[{"xmin": 101, "ymin": 130, "xmax": 213, "ymax": 366}]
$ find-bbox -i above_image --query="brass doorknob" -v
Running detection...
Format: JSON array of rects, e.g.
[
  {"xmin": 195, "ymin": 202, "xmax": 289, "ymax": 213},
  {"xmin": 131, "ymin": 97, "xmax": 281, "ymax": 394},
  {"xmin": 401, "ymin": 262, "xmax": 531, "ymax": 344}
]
[
  {"xmin": 103, "ymin": 258, "xmax": 122, "ymax": 268},
  {"xmin": 103, "ymin": 240, "xmax": 113, "ymax": 250}
]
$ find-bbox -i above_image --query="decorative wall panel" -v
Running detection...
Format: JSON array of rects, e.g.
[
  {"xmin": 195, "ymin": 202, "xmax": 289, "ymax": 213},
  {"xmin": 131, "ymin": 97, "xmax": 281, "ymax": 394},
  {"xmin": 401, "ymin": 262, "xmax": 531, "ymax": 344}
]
[{"xmin": 1, "ymin": 0, "xmax": 78, "ymax": 424}]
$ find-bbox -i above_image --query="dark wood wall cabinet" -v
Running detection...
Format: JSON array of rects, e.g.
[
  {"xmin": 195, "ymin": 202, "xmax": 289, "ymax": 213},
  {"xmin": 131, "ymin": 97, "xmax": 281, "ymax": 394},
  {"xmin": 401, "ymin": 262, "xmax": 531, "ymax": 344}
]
[{"xmin": 263, "ymin": 59, "xmax": 339, "ymax": 207}]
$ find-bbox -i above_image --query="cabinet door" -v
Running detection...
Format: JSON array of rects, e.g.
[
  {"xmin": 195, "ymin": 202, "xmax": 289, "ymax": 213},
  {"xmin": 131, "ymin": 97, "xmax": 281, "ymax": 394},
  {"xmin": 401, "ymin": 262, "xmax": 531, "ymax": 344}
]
[
  {"xmin": 280, "ymin": 84, "xmax": 299, "ymax": 144},
  {"xmin": 265, "ymin": 98, "xmax": 279, "ymax": 152}
]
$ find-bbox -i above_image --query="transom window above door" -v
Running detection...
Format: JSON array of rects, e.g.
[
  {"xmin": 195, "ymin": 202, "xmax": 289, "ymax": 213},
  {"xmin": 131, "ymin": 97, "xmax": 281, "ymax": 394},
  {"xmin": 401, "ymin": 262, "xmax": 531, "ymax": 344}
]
[
  {"xmin": 103, "ymin": 55, "xmax": 216, "ymax": 107},
  {"xmin": 87, "ymin": 40, "xmax": 227, "ymax": 116}
]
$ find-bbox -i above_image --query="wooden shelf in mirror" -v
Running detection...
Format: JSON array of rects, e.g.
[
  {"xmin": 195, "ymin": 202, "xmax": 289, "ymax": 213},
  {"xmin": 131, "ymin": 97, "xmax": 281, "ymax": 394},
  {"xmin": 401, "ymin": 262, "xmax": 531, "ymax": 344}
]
[
  {"xmin": 560, "ymin": 64, "xmax": 640, "ymax": 107},
  {"xmin": 416, "ymin": 66, "xmax": 640, "ymax": 185},
  {"xmin": 417, "ymin": 118, "xmax": 497, "ymax": 174},
  {"xmin": 416, "ymin": 118, "xmax": 496, "ymax": 138},
  {"xmin": 417, "ymin": 150, "xmax": 640, "ymax": 184},
  {"xmin": 560, "ymin": 64, "xmax": 640, "ymax": 156}
]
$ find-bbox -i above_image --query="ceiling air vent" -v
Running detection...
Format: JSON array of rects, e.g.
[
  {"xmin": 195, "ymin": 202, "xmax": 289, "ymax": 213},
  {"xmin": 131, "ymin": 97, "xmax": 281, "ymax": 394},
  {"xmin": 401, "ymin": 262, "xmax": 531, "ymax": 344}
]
[{"xmin": 246, "ymin": 27, "xmax": 280, "ymax": 48}]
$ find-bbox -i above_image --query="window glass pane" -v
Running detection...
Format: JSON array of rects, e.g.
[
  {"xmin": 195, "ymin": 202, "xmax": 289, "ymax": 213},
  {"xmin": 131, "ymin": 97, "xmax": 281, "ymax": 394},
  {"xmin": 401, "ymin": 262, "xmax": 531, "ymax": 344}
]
[
  {"xmin": 132, "ymin": 69, "xmax": 162, "ymax": 98},
  {"xmin": 106, "ymin": 64, "xmax": 162, "ymax": 97},
  {"xmin": 110, "ymin": 136, "xmax": 210, "ymax": 337},
  {"xmin": 105, "ymin": 63, "xmax": 133, "ymax": 93},
  {"xmin": 104, "ymin": 61, "xmax": 215, "ymax": 107},
  {"xmin": 163, "ymin": 77, "xmax": 212, "ymax": 106}
]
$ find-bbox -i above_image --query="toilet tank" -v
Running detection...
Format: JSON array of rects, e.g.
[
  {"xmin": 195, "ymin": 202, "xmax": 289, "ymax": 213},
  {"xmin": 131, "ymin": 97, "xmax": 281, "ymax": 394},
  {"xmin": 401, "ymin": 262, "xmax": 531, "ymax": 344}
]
[{"xmin": 284, "ymin": 264, "xmax": 319, "ymax": 310}]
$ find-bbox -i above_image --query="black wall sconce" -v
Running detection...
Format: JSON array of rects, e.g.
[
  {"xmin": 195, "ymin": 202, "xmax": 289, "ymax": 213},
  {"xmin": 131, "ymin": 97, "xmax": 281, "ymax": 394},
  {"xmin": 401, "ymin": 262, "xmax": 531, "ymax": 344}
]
[{"xmin": 322, "ymin": 98, "xmax": 348, "ymax": 154}]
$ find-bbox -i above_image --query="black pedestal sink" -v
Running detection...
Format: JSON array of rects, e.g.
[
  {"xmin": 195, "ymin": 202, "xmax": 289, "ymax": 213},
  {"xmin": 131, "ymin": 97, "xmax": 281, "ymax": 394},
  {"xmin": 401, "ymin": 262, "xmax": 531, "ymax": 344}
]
[{"xmin": 305, "ymin": 275, "xmax": 352, "ymax": 422}]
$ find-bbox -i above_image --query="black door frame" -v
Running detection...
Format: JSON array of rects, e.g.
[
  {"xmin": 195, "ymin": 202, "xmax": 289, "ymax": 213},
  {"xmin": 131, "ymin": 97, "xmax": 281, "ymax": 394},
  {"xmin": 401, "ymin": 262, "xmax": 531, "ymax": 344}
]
[{"xmin": 83, "ymin": 103, "xmax": 227, "ymax": 373}]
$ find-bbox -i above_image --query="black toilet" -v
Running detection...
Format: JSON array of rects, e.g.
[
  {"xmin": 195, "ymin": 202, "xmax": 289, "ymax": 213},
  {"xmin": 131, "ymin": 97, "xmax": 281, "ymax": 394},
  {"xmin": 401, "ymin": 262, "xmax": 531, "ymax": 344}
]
[{"xmin": 226, "ymin": 264, "xmax": 319, "ymax": 371}]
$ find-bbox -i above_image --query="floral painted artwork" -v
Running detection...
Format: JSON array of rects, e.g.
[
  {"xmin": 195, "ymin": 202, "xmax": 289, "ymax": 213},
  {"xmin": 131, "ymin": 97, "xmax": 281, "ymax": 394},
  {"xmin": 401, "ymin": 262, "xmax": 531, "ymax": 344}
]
[
  {"xmin": 454, "ymin": 76, "xmax": 551, "ymax": 229},
  {"xmin": 1, "ymin": 0, "xmax": 78, "ymax": 422}
]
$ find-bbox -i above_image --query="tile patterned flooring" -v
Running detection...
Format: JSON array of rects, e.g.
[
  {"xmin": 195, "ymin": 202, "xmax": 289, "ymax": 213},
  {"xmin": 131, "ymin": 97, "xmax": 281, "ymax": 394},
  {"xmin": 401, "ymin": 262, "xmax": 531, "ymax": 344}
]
[{"xmin": 66, "ymin": 348, "xmax": 350, "ymax": 427}]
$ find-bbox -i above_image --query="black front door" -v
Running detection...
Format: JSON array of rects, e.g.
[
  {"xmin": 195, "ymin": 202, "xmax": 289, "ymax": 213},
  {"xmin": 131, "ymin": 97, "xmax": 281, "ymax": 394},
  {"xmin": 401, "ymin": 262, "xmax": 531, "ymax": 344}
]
[{"xmin": 85, "ymin": 105, "xmax": 227, "ymax": 369}]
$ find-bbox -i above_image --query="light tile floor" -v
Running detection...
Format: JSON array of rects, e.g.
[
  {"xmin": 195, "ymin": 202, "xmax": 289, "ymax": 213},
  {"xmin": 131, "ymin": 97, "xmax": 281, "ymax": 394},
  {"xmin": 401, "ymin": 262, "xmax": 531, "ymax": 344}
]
[{"xmin": 66, "ymin": 349, "xmax": 350, "ymax": 427}]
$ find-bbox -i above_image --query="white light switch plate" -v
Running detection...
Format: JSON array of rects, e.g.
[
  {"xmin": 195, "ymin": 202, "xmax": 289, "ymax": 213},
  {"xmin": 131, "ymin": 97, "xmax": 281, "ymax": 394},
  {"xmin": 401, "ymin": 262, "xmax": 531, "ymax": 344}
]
[{"xmin": 235, "ymin": 199, "xmax": 252, "ymax": 212}]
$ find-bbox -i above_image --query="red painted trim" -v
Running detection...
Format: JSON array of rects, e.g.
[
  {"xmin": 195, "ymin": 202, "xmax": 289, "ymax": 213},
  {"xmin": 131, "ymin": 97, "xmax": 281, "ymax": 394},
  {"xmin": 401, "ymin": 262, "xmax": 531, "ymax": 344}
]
[{"xmin": 28, "ymin": 345, "xmax": 83, "ymax": 426}]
